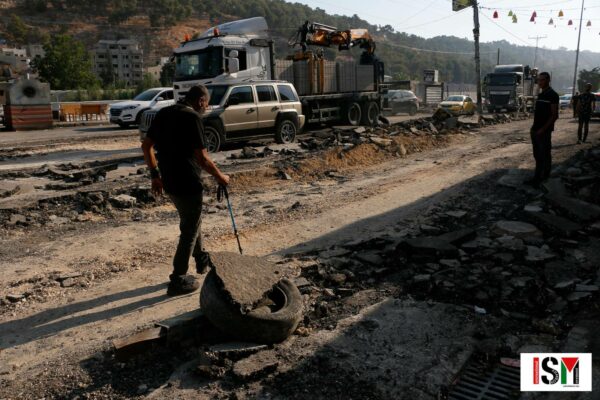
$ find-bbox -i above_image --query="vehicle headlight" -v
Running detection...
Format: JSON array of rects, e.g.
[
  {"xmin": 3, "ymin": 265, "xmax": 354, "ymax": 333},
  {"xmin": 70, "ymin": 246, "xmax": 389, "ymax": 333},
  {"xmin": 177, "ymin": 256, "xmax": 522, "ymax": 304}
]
[{"xmin": 126, "ymin": 105, "xmax": 140, "ymax": 110}]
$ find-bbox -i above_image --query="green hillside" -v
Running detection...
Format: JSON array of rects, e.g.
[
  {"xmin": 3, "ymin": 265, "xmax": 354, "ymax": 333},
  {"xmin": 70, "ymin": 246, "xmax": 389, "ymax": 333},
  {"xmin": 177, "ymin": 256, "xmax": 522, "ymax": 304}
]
[{"xmin": 2, "ymin": 0, "xmax": 598, "ymax": 90}]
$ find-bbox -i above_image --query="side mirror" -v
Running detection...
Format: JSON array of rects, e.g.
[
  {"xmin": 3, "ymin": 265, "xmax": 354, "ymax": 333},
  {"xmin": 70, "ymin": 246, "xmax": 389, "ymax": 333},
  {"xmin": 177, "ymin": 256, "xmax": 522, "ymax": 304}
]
[{"xmin": 156, "ymin": 97, "xmax": 165, "ymax": 102}]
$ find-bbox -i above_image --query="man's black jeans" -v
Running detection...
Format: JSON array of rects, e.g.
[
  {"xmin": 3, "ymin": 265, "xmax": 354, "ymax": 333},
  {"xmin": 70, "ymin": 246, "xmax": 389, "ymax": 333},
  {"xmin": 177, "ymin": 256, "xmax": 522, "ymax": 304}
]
[
  {"xmin": 578, "ymin": 114, "xmax": 590, "ymax": 142},
  {"xmin": 530, "ymin": 130, "xmax": 552, "ymax": 182},
  {"xmin": 169, "ymin": 193, "xmax": 209, "ymax": 282}
]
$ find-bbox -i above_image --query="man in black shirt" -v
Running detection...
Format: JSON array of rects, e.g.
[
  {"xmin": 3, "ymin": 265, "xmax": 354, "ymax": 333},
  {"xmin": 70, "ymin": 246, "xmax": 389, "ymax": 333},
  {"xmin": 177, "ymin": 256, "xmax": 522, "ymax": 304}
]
[
  {"xmin": 142, "ymin": 85, "xmax": 230, "ymax": 296},
  {"xmin": 527, "ymin": 71, "xmax": 559, "ymax": 188},
  {"xmin": 577, "ymin": 83, "xmax": 596, "ymax": 144}
]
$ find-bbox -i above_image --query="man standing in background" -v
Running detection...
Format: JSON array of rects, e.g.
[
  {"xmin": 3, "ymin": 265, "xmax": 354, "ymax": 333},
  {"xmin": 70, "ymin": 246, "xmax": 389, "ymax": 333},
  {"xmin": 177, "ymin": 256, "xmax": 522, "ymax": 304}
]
[
  {"xmin": 526, "ymin": 72, "xmax": 559, "ymax": 188},
  {"xmin": 576, "ymin": 83, "xmax": 596, "ymax": 144}
]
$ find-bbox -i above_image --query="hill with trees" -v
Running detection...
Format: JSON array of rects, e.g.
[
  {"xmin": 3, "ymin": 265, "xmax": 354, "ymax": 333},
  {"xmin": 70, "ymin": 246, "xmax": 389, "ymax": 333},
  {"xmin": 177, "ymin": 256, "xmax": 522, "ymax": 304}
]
[{"xmin": 1, "ymin": 0, "xmax": 598, "ymax": 91}]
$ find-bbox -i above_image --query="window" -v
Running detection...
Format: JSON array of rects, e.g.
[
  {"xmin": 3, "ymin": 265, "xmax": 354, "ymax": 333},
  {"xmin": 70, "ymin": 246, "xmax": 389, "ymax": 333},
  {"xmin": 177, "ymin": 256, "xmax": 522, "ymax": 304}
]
[
  {"xmin": 98, "ymin": 54, "xmax": 105, "ymax": 59},
  {"xmin": 121, "ymin": 46, "xmax": 127, "ymax": 50},
  {"xmin": 160, "ymin": 90, "xmax": 174, "ymax": 100},
  {"xmin": 124, "ymin": 55, "xmax": 129, "ymax": 59},
  {"xmin": 225, "ymin": 48, "xmax": 247, "ymax": 71},
  {"xmin": 465, "ymin": 97, "xmax": 473, "ymax": 102},
  {"xmin": 134, "ymin": 55, "xmax": 140, "ymax": 60},
  {"xmin": 277, "ymin": 85, "xmax": 298, "ymax": 102},
  {"xmin": 113, "ymin": 64, "xmax": 118, "ymax": 68},
  {"xmin": 228, "ymin": 86, "xmax": 254, "ymax": 104},
  {"xmin": 112, "ymin": 55, "xmax": 118, "ymax": 59},
  {"xmin": 256, "ymin": 85, "xmax": 276, "ymax": 102}
]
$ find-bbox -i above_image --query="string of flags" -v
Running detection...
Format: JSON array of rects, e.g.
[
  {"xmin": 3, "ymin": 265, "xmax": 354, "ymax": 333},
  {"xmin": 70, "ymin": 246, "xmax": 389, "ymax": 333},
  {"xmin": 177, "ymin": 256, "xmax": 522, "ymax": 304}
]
[{"xmin": 489, "ymin": 7, "xmax": 598, "ymax": 34}]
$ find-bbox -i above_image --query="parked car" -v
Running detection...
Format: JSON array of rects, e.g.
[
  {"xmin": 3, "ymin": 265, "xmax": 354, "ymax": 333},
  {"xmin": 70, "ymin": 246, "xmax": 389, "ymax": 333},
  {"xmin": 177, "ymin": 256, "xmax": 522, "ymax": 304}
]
[
  {"xmin": 109, "ymin": 87, "xmax": 174, "ymax": 128},
  {"xmin": 384, "ymin": 90, "xmax": 419, "ymax": 115},
  {"xmin": 438, "ymin": 95, "xmax": 475, "ymax": 115},
  {"xmin": 559, "ymin": 94, "xmax": 572, "ymax": 110},
  {"xmin": 139, "ymin": 81, "xmax": 305, "ymax": 152}
]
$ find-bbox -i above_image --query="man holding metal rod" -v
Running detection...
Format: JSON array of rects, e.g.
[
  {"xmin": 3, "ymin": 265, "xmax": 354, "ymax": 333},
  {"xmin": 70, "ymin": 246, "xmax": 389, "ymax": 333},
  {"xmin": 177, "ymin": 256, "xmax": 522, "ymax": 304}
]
[{"xmin": 142, "ymin": 85, "xmax": 230, "ymax": 296}]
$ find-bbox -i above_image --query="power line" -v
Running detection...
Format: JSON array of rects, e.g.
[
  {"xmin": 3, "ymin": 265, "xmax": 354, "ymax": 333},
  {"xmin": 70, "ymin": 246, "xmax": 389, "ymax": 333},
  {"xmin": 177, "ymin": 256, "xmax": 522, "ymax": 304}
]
[
  {"xmin": 480, "ymin": 11, "xmax": 534, "ymax": 46},
  {"xmin": 528, "ymin": 35, "xmax": 547, "ymax": 66}
]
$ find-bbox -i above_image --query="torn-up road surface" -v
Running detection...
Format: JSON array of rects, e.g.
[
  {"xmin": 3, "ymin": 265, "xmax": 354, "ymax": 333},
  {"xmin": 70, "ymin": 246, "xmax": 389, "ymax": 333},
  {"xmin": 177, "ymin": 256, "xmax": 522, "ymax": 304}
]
[{"xmin": 0, "ymin": 116, "xmax": 599, "ymax": 399}]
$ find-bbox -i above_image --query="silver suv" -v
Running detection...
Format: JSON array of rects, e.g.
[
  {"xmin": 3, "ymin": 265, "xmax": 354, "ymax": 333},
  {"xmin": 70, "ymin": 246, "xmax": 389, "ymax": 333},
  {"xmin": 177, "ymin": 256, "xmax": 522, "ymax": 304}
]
[{"xmin": 140, "ymin": 81, "xmax": 305, "ymax": 152}]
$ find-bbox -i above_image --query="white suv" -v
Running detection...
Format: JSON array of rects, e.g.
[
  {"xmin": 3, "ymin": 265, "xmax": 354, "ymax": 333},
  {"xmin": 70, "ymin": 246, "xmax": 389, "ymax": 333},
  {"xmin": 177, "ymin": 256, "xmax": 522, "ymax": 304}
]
[{"xmin": 109, "ymin": 87, "xmax": 174, "ymax": 128}]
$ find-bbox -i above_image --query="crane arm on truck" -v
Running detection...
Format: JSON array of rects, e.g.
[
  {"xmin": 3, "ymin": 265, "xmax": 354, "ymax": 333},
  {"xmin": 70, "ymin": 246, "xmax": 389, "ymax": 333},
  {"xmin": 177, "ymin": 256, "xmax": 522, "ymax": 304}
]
[{"xmin": 289, "ymin": 21, "xmax": 376, "ymax": 56}]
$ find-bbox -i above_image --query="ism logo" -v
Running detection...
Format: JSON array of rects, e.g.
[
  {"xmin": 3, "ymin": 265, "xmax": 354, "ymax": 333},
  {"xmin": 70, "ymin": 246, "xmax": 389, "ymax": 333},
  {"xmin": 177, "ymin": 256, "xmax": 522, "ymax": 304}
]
[{"xmin": 520, "ymin": 353, "xmax": 592, "ymax": 392}]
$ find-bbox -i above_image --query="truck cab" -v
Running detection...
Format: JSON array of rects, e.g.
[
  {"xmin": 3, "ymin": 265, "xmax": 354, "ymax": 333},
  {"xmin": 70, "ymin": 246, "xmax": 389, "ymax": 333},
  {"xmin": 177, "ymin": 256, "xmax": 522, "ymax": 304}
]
[
  {"xmin": 484, "ymin": 64, "xmax": 537, "ymax": 113},
  {"xmin": 172, "ymin": 17, "xmax": 273, "ymax": 100}
]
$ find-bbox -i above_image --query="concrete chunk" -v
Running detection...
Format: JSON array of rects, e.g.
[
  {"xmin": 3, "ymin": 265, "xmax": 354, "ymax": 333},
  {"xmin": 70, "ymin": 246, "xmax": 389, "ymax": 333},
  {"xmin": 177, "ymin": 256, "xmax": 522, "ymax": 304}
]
[
  {"xmin": 545, "ymin": 194, "xmax": 600, "ymax": 223},
  {"xmin": 491, "ymin": 220, "xmax": 541, "ymax": 239},
  {"xmin": 232, "ymin": 350, "xmax": 279, "ymax": 380},
  {"xmin": 211, "ymin": 252, "xmax": 283, "ymax": 309},
  {"xmin": 527, "ymin": 212, "xmax": 582, "ymax": 237}
]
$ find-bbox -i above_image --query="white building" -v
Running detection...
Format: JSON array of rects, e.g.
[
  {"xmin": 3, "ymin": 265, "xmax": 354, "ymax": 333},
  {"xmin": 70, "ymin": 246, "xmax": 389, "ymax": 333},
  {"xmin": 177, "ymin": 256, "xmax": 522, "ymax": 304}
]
[{"xmin": 91, "ymin": 39, "xmax": 144, "ymax": 86}]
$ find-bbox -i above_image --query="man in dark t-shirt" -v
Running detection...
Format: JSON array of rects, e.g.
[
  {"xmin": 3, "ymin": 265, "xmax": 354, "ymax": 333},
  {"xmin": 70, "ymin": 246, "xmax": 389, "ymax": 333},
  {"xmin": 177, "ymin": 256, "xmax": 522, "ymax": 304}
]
[
  {"xmin": 577, "ymin": 83, "xmax": 596, "ymax": 144},
  {"xmin": 527, "ymin": 71, "xmax": 559, "ymax": 188},
  {"xmin": 142, "ymin": 85, "xmax": 229, "ymax": 296}
]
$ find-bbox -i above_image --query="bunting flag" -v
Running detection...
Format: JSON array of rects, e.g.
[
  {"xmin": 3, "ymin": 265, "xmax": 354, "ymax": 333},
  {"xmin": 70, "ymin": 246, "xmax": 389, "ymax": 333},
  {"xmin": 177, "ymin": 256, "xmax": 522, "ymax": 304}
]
[
  {"xmin": 493, "ymin": 10, "xmax": 498, "ymax": 19},
  {"xmin": 558, "ymin": 10, "xmax": 564, "ymax": 17},
  {"xmin": 586, "ymin": 20, "xmax": 592, "ymax": 27},
  {"xmin": 548, "ymin": 18, "xmax": 554, "ymax": 25}
]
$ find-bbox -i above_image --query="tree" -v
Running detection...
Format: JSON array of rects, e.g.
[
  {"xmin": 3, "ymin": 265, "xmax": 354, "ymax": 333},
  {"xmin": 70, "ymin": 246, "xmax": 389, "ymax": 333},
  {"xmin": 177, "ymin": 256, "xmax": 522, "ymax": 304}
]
[
  {"xmin": 6, "ymin": 14, "xmax": 28, "ymax": 45},
  {"xmin": 34, "ymin": 34, "xmax": 99, "ymax": 89},
  {"xmin": 578, "ymin": 68, "xmax": 600, "ymax": 92},
  {"xmin": 136, "ymin": 73, "xmax": 160, "ymax": 93},
  {"xmin": 160, "ymin": 61, "xmax": 175, "ymax": 86}
]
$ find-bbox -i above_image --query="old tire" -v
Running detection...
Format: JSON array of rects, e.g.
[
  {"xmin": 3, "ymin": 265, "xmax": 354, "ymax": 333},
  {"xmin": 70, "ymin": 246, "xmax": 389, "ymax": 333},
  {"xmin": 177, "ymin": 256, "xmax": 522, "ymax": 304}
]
[
  {"xmin": 200, "ymin": 269, "xmax": 303, "ymax": 344},
  {"xmin": 361, "ymin": 101, "xmax": 380, "ymax": 126},
  {"xmin": 345, "ymin": 102, "xmax": 362, "ymax": 126},
  {"xmin": 275, "ymin": 117, "xmax": 297, "ymax": 144},
  {"xmin": 204, "ymin": 125, "xmax": 222, "ymax": 153}
]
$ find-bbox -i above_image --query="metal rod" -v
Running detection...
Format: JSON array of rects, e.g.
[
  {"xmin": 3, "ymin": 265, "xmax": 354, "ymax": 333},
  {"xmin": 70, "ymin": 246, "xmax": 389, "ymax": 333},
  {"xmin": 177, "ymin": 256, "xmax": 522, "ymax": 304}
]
[{"xmin": 571, "ymin": 0, "xmax": 585, "ymax": 96}]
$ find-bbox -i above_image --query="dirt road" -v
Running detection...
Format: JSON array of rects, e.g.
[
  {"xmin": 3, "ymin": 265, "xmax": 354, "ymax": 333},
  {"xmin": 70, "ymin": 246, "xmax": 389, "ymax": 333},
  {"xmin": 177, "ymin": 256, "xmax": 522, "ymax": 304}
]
[{"xmin": 0, "ymin": 116, "xmax": 598, "ymax": 399}]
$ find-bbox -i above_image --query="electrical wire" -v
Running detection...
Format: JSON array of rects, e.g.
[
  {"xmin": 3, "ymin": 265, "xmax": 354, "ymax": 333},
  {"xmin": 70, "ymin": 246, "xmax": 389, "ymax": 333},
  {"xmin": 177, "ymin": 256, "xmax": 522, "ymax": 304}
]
[{"xmin": 480, "ymin": 11, "xmax": 533, "ymax": 46}]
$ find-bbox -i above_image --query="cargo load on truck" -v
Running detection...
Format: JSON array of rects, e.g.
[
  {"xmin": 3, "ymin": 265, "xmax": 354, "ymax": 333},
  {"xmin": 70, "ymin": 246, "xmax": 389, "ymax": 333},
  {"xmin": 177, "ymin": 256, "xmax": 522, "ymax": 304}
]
[{"xmin": 171, "ymin": 17, "xmax": 385, "ymax": 127}]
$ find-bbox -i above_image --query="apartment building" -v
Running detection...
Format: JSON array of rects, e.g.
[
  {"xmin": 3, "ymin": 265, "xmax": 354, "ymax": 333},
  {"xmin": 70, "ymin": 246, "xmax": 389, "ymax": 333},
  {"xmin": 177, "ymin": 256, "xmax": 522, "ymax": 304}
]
[{"xmin": 91, "ymin": 39, "xmax": 143, "ymax": 86}]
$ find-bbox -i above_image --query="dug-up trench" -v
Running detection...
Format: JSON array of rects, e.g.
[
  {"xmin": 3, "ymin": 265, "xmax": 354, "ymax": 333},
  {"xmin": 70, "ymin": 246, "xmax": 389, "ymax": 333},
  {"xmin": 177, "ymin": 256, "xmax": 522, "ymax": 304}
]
[{"xmin": 1, "ymin": 113, "xmax": 599, "ymax": 400}]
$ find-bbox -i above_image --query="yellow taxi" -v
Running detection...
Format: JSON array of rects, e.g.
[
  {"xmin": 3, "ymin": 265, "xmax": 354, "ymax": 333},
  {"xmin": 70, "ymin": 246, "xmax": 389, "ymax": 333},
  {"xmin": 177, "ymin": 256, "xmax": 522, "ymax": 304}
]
[{"xmin": 438, "ymin": 95, "xmax": 476, "ymax": 115}]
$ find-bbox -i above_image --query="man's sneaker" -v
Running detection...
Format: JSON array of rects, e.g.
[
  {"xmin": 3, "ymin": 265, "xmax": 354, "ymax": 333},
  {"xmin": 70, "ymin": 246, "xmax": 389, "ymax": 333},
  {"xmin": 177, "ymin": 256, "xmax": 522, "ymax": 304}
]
[{"xmin": 167, "ymin": 275, "xmax": 200, "ymax": 296}]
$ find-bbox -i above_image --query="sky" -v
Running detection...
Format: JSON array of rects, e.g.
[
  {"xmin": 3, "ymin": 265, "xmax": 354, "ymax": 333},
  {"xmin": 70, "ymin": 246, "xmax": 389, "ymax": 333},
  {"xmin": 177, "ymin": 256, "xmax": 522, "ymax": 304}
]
[{"xmin": 290, "ymin": 0, "xmax": 600, "ymax": 53}]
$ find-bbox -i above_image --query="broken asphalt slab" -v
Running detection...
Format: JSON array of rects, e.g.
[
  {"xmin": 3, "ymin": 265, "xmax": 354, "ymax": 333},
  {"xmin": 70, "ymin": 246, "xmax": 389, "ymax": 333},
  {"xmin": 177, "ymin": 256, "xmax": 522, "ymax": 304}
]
[{"xmin": 210, "ymin": 252, "xmax": 286, "ymax": 309}]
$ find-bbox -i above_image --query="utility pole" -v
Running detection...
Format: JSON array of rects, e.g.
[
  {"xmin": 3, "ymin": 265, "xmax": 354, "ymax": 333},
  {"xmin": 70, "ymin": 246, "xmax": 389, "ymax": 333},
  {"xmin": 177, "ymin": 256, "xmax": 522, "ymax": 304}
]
[
  {"xmin": 497, "ymin": 48, "xmax": 500, "ymax": 65},
  {"xmin": 452, "ymin": 0, "xmax": 482, "ymax": 115},
  {"xmin": 472, "ymin": 1, "xmax": 482, "ymax": 115},
  {"xmin": 528, "ymin": 35, "xmax": 547, "ymax": 67},
  {"xmin": 572, "ymin": 0, "xmax": 585, "ymax": 96}
]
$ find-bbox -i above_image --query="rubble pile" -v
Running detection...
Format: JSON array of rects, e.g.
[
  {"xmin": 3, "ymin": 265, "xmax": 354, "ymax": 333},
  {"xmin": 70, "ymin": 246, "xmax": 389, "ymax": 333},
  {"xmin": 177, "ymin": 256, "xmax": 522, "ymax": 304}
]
[
  {"xmin": 294, "ymin": 146, "xmax": 600, "ymax": 337},
  {"xmin": 296, "ymin": 112, "xmax": 528, "ymax": 152}
]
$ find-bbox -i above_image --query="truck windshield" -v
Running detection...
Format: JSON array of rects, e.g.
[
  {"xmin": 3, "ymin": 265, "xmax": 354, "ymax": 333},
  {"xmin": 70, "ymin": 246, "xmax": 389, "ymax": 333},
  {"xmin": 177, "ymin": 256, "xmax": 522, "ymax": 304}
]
[
  {"xmin": 487, "ymin": 75, "xmax": 516, "ymax": 85},
  {"xmin": 206, "ymin": 85, "xmax": 228, "ymax": 106},
  {"xmin": 175, "ymin": 47, "xmax": 223, "ymax": 82}
]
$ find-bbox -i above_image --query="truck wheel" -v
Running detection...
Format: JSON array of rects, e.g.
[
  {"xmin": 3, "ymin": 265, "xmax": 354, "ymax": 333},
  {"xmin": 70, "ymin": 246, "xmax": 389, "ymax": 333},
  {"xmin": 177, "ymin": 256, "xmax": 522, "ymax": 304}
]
[
  {"xmin": 204, "ymin": 125, "xmax": 222, "ymax": 153},
  {"xmin": 200, "ymin": 269, "xmax": 303, "ymax": 344},
  {"xmin": 275, "ymin": 117, "xmax": 297, "ymax": 144},
  {"xmin": 361, "ymin": 101, "xmax": 380, "ymax": 126},
  {"xmin": 408, "ymin": 104, "xmax": 418, "ymax": 116},
  {"xmin": 345, "ymin": 102, "xmax": 362, "ymax": 126}
]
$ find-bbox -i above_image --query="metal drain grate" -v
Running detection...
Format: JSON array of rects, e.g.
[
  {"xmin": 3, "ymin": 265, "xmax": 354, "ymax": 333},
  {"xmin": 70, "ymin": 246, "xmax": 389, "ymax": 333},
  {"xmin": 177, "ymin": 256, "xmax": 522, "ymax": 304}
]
[{"xmin": 449, "ymin": 362, "xmax": 520, "ymax": 400}]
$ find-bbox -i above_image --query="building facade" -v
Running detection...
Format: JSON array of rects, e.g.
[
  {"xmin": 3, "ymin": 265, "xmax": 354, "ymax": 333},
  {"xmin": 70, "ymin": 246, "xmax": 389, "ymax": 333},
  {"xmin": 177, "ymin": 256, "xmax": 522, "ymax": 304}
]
[{"xmin": 91, "ymin": 39, "xmax": 143, "ymax": 86}]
